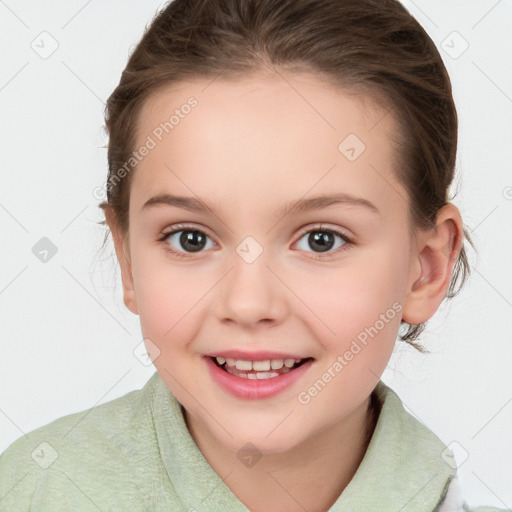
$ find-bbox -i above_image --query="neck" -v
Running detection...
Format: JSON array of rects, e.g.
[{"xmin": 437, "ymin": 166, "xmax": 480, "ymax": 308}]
[{"xmin": 185, "ymin": 392, "xmax": 380, "ymax": 512}]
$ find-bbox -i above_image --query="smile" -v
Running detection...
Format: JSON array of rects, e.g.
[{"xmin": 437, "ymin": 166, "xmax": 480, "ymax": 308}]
[
  {"xmin": 214, "ymin": 356, "xmax": 308, "ymax": 379},
  {"xmin": 204, "ymin": 355, "xmax": 315, "ymax": 400}
]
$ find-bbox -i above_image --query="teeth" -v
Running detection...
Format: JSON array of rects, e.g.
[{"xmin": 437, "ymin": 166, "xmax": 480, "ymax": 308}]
[
  {"xmin": 235, "ymin": 360, "xmax": 253, "ymax": 371},
  {"xmin": 217, "ymin": 357, "xmax": 304, "ymax": 371},
  {"xmin": 225, "ymin": 366, "xmax": 292, "ymax": 379},
  {"xmin": 252, "ymin": 360, "xmax": 271, "ymax": 371},
  {"xmin": 271, "ymin": 359, "xmax": 284, "ymax": 370},
  {"xmin": 256, "ymin": 371, "xmax": 279, "ymax": 379}
]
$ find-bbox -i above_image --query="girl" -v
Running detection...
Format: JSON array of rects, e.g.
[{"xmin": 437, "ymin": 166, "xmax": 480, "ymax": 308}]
[{"xmin": 0, "ymin": 0, "xmax": 508, "ymax": 510}]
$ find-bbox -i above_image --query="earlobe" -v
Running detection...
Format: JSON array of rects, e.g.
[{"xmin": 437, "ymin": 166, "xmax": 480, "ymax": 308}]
[
  {"xmin": 103, "ymin": 207, "xmax": 139, "ymax": 316},
  {"xmin": 402, "ymin": 204, "xmax": 463, "ymax": 325}
]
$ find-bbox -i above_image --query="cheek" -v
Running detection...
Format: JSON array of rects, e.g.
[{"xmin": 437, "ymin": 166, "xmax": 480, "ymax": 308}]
[
  {"xmin": 130, "ymin": 248, "xmax": 210, "ymax": 349},
  {"xmin": 292, "ymin": 248, "xmax": 406, "ymax": 357}
]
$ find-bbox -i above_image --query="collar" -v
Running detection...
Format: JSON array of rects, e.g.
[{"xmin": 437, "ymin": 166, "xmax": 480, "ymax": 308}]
[
  {"xmin": 329, "ymin": 380, "xmax": 456, "ymax": 510},
  {"xmin": 145, "ymin": 371, "xmax": 456, "ymax": 511}
]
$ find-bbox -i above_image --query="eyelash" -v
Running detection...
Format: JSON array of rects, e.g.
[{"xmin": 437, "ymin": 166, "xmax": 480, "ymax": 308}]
[{"xmin": 157, "ymin": 223, "xmax": 354, "ymax": 260}]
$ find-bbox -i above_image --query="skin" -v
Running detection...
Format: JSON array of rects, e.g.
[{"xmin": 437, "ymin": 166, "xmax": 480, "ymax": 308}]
[{"xmin": 104, "ymin": 69, "xmax": 464, "ymax": 512}]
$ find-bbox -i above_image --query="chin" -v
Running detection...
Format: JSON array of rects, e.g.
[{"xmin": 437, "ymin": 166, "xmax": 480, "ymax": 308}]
[{"xmin": 220, "ymin": 420, "xmax": 308, "ymax": 456}]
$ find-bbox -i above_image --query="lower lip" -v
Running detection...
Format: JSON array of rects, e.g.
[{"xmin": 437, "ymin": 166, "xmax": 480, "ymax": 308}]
[{"xmin": 204, "ymin": 356, "xmax": 314, "ymax": 400}]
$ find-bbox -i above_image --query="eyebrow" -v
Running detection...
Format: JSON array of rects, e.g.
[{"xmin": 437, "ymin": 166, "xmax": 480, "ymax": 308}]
[{"xmin": 141, "ymin": 193, "xmax": 380, "ymax": 217}]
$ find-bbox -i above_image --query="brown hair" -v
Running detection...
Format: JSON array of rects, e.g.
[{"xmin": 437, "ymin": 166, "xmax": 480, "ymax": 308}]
[{"xmin": 98, "ymin": 0, "xmax": 474, "ymax": 352}]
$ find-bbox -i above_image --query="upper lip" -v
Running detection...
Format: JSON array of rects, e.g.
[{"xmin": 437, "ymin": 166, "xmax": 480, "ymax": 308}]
[{"xmin": 204, "ymin": 350, "xmax": 310, "ymax": 361}]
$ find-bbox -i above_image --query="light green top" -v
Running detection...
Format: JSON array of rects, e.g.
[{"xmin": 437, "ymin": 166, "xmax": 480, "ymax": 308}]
[{"xmin": 0, "ymin": 371, "xmax": 508, "ymax": 511}]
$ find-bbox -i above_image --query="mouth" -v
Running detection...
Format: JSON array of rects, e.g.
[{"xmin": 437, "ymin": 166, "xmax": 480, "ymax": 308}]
[
  {"xmin": 210, "ymin": 356, "xmax": 314, "ymax": 380},
  {"xmin": 203, "ymin": 350, "xmax": 315, "ymax": 399}
]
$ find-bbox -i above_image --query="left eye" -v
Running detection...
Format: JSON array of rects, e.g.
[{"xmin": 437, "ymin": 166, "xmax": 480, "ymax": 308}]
[{"xmin": 295, "ymin": 228, "xmax": 349, "ymax": 255}]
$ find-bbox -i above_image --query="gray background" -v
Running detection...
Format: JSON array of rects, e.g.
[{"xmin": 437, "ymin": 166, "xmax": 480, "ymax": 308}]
[{"xmin": 0, "ymin": 0, "xmax": 510, "ymax": 507}]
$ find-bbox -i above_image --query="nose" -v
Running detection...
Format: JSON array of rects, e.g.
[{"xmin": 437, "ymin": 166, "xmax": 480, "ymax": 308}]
[{"xmin": 214, "ymin": 248, "xmax": 289, "ymax": 328}]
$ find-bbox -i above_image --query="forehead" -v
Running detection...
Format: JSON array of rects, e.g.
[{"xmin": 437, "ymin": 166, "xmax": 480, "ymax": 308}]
[
  {"xmin": 138, "ymin": 71, "xmax": 392, "ymax": 142},
  {"xmin": 130, "ymin": 71, "xmax": 405, "ymax": 219}
]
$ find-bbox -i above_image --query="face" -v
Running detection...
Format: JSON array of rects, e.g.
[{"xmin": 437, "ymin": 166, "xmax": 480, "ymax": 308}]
[{"xmin": 117, "ymin": 71, "xmax": 419, "ymax": 455}]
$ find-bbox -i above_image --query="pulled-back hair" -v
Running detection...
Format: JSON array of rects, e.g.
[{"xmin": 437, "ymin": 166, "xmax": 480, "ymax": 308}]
[{"xmin": 98, "ymin": 0, "xmax": 474, "ymax": 352}]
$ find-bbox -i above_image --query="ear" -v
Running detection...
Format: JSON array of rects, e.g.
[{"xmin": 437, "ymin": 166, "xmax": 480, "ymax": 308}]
[
  {"xmin": 402, "ymin": 203, "xmax": 464, "ymax": 325},
  {"xmin": 103, "ymin": 207, "xmax": 139, "ymax": 316}
]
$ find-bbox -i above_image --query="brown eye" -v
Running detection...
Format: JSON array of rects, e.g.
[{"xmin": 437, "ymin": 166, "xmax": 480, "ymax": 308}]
[
  {"xmin": 294, "ymin": 226, "xmax": 352, "ymax": 258},
  {"xmin": 307, "ymin": 231, "xmax": 337, "ymax": 253},
  {"xmin": 160, "ymin": 225, "xmax": 215, "ymax": 256},
  {"xmin": 174, "ymin": 230, "xmax": 208, "ymax": 252}
]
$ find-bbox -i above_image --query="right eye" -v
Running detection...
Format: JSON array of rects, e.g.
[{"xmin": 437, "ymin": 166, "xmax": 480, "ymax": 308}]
[{"xmin": 158, "ymin": 224, "xmax": 216, "ymax": 258}]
